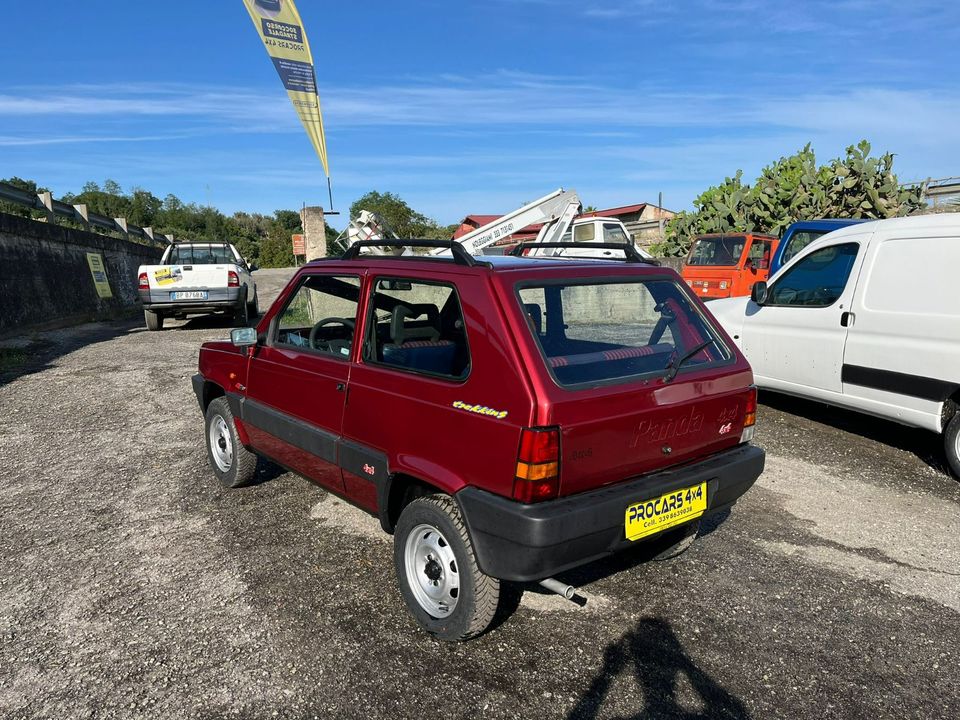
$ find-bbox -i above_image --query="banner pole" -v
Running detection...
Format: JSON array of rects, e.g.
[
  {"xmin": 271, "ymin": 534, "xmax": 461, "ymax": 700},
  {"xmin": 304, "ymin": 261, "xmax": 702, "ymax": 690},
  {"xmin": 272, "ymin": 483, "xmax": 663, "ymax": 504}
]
[{"xmin": 327, "ymin": 176, "xmax": 334, "ymax": 212}]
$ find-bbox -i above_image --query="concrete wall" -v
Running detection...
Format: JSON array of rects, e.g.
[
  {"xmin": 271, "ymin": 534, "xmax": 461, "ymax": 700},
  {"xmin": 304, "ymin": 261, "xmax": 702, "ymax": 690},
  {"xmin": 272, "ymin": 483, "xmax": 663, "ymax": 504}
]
[
  {"xmin": 0, "ymin": 212, "xmax": 162, "ymax": 335},
  {"xmin": 301, "ymin": 206, "xmax": 327, "ymax": 260}
]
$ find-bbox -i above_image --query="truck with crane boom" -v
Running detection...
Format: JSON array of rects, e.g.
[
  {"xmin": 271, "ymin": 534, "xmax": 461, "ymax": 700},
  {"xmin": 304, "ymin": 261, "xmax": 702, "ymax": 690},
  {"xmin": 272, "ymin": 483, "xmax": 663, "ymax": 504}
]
[{"xmin": 339, "ymin": 189, "xmax": 654, "ymax": 260}]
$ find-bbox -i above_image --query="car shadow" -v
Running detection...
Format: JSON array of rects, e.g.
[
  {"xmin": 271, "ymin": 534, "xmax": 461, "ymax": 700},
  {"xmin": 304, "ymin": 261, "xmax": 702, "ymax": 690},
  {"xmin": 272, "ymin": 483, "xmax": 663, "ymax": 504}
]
[
  {"xmin": 567, "ymin": 616, "xmax": 751, "ymax": 720},
  {"xmin": 549, "ymin": 512, "xmax": 732, "ymax": 591},
  {"xmin": 758, "ymin": 390, "xmax": 951, "ymax": 475},
  {"xmin": 168, "ymin": 313, "xmax": 258, "ymax": 332}
]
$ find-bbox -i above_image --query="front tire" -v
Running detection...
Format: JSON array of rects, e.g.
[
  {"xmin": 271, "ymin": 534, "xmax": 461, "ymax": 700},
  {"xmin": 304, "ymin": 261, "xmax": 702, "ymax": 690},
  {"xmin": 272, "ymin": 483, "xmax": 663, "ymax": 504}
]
[
  {"xmin": 144, "ymin": 309, "xmax": 163, "ymax": 331},
  {"xmin": 247, "ymin": 289, "xmax": 259, "ymax": 319},
  {"xmin": 204, "ymin": 397, "xmax": 257, "ymax": 488},
  {"xmin": 945, "ymin": 411, "xmax": 960, "ymax": 479},
  {"xmin": 394, "ymin": 495, "xmax": 499, "ymax": 642}
]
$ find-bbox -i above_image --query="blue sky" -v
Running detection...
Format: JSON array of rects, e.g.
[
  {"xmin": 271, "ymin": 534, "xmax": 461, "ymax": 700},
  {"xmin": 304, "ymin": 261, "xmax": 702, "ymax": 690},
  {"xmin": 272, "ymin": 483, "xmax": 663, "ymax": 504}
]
[{"xmin": 1, "ymin": 0, "xmax": 958, "ymax": 228}]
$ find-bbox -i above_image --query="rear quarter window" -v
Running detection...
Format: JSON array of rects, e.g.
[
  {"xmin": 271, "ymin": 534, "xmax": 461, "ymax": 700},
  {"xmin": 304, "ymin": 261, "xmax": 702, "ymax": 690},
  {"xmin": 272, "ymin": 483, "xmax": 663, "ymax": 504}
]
[{"xmin": 517, "ymin": 278, "xmax": 732, "ymax": 388}]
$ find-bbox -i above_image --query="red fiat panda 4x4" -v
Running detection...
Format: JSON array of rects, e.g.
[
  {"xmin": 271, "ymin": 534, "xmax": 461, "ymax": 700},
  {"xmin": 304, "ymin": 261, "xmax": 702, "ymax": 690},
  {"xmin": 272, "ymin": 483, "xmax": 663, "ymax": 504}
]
[{"xmin": 192, "ymin": 240, "xmax": 764, "ymax": 641}]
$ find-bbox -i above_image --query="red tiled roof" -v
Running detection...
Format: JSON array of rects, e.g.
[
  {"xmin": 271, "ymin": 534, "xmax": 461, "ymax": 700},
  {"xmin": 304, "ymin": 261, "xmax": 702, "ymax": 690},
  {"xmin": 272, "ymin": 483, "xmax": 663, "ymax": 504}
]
[{"xmin": 578, "ymin": 203, "xmax": 648, "ymax": 219}]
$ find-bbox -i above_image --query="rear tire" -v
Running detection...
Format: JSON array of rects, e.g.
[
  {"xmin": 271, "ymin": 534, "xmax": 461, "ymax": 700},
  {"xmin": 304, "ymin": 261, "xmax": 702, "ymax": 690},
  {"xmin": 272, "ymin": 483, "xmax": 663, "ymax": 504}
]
[
  {"xmin": 650, "ymin": 519, "xmax": 700, "ymax": 561},
  {"xmin": 394, "ymin": 494, "xmax": 499, "ymax": 642},
  {"xmin": 144, "ymin": 309, "xmax": 163, "ymax": 331},
  {"xmin": 234, "ymin": 294, "xmax": 249, "ymax": 327},
  {"xmin": 944, "ymin": 412, "xmax": 960, "ymax": 479},
  {"xmin": 204, "ymin": 397, "xmax": 258, "ymax": 488}
]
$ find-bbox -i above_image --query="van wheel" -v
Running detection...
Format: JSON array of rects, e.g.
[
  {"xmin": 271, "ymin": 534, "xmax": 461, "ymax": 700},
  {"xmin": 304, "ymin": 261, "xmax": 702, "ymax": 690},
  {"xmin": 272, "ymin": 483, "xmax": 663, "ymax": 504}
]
[
  {"xmin": 204, "ymin": 397, "xmax": 257, "ymax": 488},
  {"xmin": 144, "ymin": 309, "xmax": 163, "ymax": 331},
  {"xmin": 394, "ymin": 495, "xmax": 499, "ymax": 642},
  {"xmin": 945, "ymin": 412, "xmax": 960, "ymax": 479},
  {"xmin": 650, "ymin": 519, "xmax": 700, "ymax": 561}
]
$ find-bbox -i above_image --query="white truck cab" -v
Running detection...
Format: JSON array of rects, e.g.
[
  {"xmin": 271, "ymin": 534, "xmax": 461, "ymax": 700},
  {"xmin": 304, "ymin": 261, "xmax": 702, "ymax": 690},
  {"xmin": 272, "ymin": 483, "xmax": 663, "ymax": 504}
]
[{"xmin": 708, "ymin": 214, "xmax": 960, "ymax": 476}]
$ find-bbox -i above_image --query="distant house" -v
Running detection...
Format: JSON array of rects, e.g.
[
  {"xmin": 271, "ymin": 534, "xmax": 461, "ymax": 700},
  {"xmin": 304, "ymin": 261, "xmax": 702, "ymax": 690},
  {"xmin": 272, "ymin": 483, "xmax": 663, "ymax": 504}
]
[{"xmin": 452, "ymin": 203, "xmax": 676, "ymax": 251}]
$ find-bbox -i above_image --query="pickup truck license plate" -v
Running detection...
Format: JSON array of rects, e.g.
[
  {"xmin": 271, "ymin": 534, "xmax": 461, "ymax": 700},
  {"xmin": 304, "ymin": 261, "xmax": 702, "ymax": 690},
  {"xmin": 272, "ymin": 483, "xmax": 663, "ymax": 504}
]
[
  {"xmin": 171, "ymin": 291, "xmax": 207, "ymax": 300},
  {"xmin": 624, "ymin": 482, "xmax": 707, "ymax": 541}
]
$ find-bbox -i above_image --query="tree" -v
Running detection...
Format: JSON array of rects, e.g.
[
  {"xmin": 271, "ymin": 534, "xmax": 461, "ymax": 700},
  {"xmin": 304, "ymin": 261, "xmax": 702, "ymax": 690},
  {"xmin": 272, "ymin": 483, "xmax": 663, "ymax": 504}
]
[
  {"xmin": 349, "ymin": 190, "xmax": 449, "ymax": 239},
  {"xmin": 653, "ymin": 141, "xmax": 926, "ymax": 257}
]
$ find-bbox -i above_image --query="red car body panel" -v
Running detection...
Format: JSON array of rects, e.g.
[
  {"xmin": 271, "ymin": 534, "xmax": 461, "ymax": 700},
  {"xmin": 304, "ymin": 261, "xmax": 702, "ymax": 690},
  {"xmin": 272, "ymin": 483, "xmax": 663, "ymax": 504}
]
[{"xmin": 194, "ymin": 254, "xmax": 764, "ymax": 583}]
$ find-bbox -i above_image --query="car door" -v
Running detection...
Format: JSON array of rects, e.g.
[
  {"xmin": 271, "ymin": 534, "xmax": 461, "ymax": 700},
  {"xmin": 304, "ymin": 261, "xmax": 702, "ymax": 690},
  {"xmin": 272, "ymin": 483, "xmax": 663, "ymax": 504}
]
[
  {"xmin": 742, "ymin": 238, "xmax": 866, "ymax": 397},
  {"xmin": 243, "ymin": 272, "xmax": 363, "ymax": 491}
]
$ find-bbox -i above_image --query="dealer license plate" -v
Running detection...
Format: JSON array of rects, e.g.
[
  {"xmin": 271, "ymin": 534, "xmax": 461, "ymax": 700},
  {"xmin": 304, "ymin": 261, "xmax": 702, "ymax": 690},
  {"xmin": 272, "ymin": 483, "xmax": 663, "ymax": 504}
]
[
  {"xmin": 171, "ymin": 291, "xmax": 207, "ymax": 300},
  {"xmin": 625, "ymin": 482, "xmax": 707, "ymax": 541}
]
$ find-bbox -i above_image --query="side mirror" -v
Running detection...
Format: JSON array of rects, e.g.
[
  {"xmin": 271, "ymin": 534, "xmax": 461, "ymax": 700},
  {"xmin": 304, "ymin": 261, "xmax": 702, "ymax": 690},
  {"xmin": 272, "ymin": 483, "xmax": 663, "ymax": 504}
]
[
  {"xmin": 751, "ymin": 281, "xmax": 768, "ymax": 305},
  {"xmin": 231, "ymin": 327, "xmax": 257, "ymax": 347},
  {"xmin": 248, "ymin": 263, "xmax": 259, "ymax": 272}
]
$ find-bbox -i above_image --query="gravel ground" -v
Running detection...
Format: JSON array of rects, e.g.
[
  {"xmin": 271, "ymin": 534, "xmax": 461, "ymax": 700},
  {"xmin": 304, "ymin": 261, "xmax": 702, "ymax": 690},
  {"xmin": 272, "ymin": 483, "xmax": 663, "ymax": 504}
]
[{"xmin": 1, "ymin": 267, "xmax": 958, "ymax": 720}]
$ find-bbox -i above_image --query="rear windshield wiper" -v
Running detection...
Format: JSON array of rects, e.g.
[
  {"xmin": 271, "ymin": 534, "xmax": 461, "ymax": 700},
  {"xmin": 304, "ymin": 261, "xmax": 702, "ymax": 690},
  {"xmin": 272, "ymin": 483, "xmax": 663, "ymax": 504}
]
[{"xmin": 662, "ymin": 339, "xmax": 715, "ymax": 382}]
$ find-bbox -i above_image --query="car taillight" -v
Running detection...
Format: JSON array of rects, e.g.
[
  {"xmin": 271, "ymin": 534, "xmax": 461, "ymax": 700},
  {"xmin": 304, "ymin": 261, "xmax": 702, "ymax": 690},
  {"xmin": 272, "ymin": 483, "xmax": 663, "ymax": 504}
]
[
  {"xmin": 138, "ymin": 272, "xmax": 149, "ymax": 290},
  {"xmin": 513, "ymin": 427, "xmax": 560, "ymax": 503},
  {"xmin": 741, "ymin": 386, "xmax": 757, "ymax": 443},
  {"xmin": 227, "ymin": 271, "xmax": 240, "ymax": 287}
]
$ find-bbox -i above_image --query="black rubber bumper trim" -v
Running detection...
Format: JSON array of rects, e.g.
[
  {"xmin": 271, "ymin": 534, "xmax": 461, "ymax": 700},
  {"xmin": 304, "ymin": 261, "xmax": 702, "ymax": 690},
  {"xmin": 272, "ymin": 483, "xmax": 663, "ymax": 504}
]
[
  {"xmin": 240, "ymin": 397, "xmax": 338, "ymax": 465},
  {"xmin": 456, "ymin": 444, "xmax": 765, "ymax": 582}
]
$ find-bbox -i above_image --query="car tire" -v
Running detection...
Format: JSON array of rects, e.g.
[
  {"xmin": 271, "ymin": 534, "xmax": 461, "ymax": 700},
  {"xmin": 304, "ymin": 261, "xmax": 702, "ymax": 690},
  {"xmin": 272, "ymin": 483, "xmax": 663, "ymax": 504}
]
[
  {"xmin": 144, "ymin": 309, "xmax": 163, "ymax": 331},
  {"xmin": 650, "ymin": 519, "xmax": 700, "ymax": 561},
  {"xmin": 234, "ymin": 294, "xmax": 249, "ymax": 327},
  {"xmin": 247, "ymin": 289, "xmax": 259, "ymax": 319},
  {"xmin": 204, "ymin": 397, "xmax": 258, "ymax": 488},
  {"xmin": 944, "ymin": 411, "xmax": 960, "ymax": 479},
  {"xmin": 394, "ymin": 494, "xmax": 499, "ymax": 642}
]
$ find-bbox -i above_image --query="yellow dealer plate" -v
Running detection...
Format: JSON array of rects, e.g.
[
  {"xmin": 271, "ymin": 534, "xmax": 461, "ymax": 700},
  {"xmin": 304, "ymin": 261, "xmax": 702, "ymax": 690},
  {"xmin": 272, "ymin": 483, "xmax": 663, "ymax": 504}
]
[{"xmin": 625, "ymin": 482, "xmax": 707, "ymax": 541}]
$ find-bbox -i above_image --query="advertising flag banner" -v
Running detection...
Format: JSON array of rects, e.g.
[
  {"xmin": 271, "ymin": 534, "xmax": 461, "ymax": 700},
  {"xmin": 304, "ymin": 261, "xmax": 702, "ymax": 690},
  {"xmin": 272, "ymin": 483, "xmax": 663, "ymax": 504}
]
[{"xmin": 242, "ymin": 0, "xmax": 329, "ymax": 177}]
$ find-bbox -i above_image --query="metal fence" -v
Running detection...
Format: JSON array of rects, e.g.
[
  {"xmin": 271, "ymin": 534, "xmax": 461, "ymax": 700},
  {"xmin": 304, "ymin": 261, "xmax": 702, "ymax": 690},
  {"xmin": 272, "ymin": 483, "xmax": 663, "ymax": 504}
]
[{"xmin": 0, "ymin": 181, "xmax": 175, "ymax": 247}]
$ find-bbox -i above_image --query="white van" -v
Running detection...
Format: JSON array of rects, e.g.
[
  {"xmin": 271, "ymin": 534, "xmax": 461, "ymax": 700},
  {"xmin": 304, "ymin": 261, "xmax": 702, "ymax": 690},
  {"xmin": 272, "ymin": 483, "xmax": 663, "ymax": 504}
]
[{"xmin": 707, "ymin": 214, "xmax": 960, "ymax": 477}]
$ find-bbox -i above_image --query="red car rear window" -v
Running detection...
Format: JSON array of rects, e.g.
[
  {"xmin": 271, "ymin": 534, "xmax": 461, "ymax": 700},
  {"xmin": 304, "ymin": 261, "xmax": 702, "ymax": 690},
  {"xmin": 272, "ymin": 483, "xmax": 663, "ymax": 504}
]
[{"xmin": 516, "ymin": 278, "xmax": 731, "ymax": 388}]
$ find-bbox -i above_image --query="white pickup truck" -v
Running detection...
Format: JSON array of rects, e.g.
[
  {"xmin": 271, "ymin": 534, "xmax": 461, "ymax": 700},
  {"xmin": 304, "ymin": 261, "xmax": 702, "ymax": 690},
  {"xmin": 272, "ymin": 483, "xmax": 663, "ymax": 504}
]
[{"xmin": 137, "ymin": 243, "xmax": 258, "ymax": 331}]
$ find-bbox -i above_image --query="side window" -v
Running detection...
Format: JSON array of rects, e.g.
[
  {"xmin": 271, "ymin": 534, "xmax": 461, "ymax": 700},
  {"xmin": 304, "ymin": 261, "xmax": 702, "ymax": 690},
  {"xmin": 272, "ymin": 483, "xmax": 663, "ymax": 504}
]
[
  {"xmin": 782, "ymin": 231, "xmax": 827, "ymax": 265},
  {"xmin": 602, "ymin": 223, "xmax": 629, "ymax": 244},
  {"xmin": 365, "ymin": 278, "xmax": 470, "ymax": 379},
  {"xmin": 274, "ymin": 275, "xmax": 361, "ymax": 357},
  {"xmin": 573, "ymin": 223, "xmax": 596, "ymax": 242},
  {"xmin": 747, "ymin": 239, "xmax": 773, "ymax": 269},
  {"xmin": 767, "ymin": 243, "xmax": 859, "ymax": 307}
]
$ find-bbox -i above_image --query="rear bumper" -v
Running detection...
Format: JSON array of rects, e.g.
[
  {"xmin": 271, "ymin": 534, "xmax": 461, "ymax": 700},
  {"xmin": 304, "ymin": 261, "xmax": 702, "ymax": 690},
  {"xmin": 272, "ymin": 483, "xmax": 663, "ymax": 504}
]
[
  {"xmin": 139, "ymin": 287, "xmax": 240, "ymax": 312},
  {"xmin": 456, "ymin": 444, "xmax": 764, "ymax": 582}
]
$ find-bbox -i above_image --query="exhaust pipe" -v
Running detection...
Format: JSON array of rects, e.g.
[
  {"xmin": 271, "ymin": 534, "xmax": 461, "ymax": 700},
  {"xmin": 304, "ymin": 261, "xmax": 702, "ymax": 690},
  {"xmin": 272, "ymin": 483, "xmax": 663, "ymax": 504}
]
[{"xmin": 539, "ymin": 577, "xmax": 576, "ymax": 600}]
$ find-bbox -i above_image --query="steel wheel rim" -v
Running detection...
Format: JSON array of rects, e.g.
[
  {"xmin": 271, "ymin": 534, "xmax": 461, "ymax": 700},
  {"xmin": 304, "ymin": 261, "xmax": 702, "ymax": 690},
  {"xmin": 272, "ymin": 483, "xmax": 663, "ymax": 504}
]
[
  {"xmin": 209, "ymin": 415, "xmax": 233, "ymax": 472},
  {"xmin": 404, "ymin": 523, "xmax": 460, "ymax": 618},
  {"xmin": 954, "ymin": 429, "xmax": 960, "ymax": 462}
]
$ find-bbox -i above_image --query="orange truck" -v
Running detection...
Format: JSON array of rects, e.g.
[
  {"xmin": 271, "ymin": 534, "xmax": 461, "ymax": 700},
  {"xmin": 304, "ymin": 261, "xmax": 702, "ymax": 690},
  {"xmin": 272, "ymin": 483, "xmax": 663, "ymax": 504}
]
[{"xmin": 681, "ymin": 232, "xmax": 778, "ymax": 300}]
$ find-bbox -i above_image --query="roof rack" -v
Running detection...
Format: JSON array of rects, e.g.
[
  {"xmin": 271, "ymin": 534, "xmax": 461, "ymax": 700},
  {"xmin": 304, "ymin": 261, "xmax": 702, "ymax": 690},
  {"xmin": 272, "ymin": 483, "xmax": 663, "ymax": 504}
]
[
  {"xmin": 508, "ymin": 242, "xmax": 660, "ymax": 265},
  {"xmin": 340, "ymin": 240, "xmax": 485, "ymax": 267}
]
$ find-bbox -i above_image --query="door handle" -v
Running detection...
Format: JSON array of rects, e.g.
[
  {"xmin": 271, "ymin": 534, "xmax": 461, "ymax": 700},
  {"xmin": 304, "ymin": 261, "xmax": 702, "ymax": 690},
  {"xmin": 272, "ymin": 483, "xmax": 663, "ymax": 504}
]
[{"xmin": 840, "ymin": 311, "xmax": 854, "ymax": 327}]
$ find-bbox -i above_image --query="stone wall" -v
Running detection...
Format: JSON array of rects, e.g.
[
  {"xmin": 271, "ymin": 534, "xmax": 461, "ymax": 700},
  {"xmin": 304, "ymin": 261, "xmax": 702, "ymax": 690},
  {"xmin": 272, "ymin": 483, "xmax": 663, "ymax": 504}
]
[{"xmin": 0, "ymin": 212, "xmax": 162, "ymax": 335}]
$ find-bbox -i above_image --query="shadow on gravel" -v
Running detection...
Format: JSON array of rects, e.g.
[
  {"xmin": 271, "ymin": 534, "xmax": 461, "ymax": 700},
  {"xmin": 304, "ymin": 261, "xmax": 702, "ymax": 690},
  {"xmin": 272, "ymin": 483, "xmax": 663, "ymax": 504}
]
[
  {"xmin": 0, "ymin": 320, "xmax": 142, "ymax": 388},
  {"xmin": 552, "ymin": 512, "xmax": 732, "ymax": 591},
  {"xmin": 568, "ymin": 617, "xmax": 751, "ymax": 720},
  {"xmin": 759, "ymin": 390, "xmax": 951, "ymax": 475}
]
